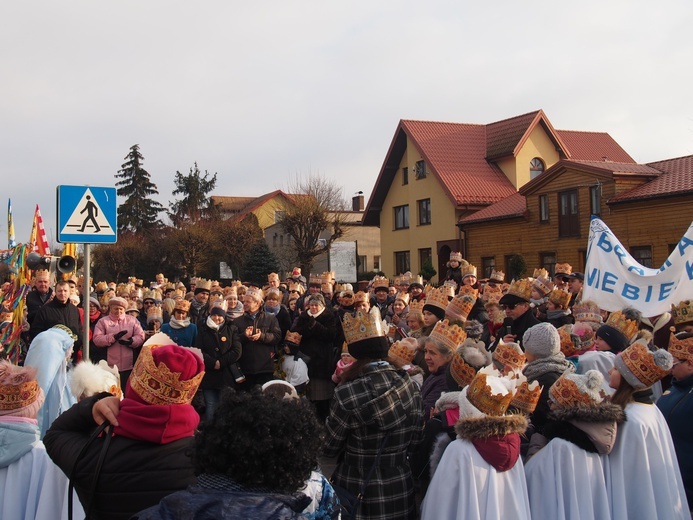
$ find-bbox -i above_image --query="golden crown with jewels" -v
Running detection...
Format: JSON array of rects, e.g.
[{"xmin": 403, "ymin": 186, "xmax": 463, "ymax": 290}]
[
  {"xmin": 672, "ymin": 300, "xmax": 693, "ymax": 326},
  {"xmin": 509, "ymin": 375, "xmax": 542, "ymax": 414},
  {"xmin": 429, "ymin": 319, "xmax": 468, "ymax": 352},
  {"xmin": 425, "ymin": 286, "xmax": 450, "ymax": 311},
  {"xmin": 342, "ymin": 307, "xmax": 385, "ymax": 345},
  {"xmin": 605, "ymin": 310, "xmax": 639, "ymax": 341}
]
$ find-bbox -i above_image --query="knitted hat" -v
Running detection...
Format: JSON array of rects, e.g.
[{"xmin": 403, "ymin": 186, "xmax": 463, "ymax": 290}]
[
  {"xmin": 210, "ymin": 306, "xmax": 226, "ymax": 317},
  {"xmin": 127, "ymin": 344, "xmax": 205, "ymax": 405},
  {"xmin": 89, "ymin": 297, "xmax": 101, "ymax": 310},
  {"xmin": 614, "ymin": 342, "xmax": 673, "ymax": 389},
  {"xmin": 549, "ymin": 370, "xmax": 605, "ymax": 408},
  {"xmin": 108, "ymin": 296, "xmax": 128, "ymax": 309},
  {"xmin": 595, "ymin": 324, "xmax": 629, "ymax": 353},
  {"xmin": 464, "ymin": 320, "xmax": 484, "ymax": 340},
  {"xmin": 70, "ymin": 360, "xmax": 122, "ymax": 401},
  {"xmin": 307, "ymin": 293, "xmax": 326, "ymax": 307},
  {"xmin": 0, "ymin": 361, "xmax": 45, "ymax": 418},
  {"xmin": 523, "ymin": 322, "xmax": 561, "ymax": 359}
]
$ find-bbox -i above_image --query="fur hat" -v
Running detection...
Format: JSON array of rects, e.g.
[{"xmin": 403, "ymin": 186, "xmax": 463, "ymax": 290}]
[
  {"xmin": 614, "ymin": 342, "xmax": 673, "ymax": 389},
  {"xmin": 0, "ymin": 361, "xmax": 45, "ymax": 418},
  {"xmin": 549, "ymin": 370, "xmax": 605, "ymax": 408},
  {"xmin": 70, "ymin": 360, "xmax": 122, "ymax": 401},
  {"xmin": 523, "ymin": 323, "xmax": 561, "ymax": 359},
  {"xmin": 108, "ymin": 296, "xmax": 128, "ymax": 310},
  {"xmin": 464, "ymin": 319, "xmax": 484, "ymax": 340},
  {"xmin": 127, "ymin": 344, "xmax": 204, "ymax": 405}
]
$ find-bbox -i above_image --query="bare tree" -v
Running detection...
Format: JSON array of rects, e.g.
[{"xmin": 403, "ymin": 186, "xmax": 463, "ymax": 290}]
[{"xmin": 278, "ymin": 174, "xmax": 348, "ymax": 274}]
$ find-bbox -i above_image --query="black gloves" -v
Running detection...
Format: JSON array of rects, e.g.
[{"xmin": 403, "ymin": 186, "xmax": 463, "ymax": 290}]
[
  {"xmin": 113, "ymin": 330, "xmax": 127, "ymax": 341},
  {"xmin": 118, "ymin": 337, "xmax": 134, "ymax": 346}
]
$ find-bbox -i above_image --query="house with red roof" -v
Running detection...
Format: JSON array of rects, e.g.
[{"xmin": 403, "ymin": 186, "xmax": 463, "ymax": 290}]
[{"xmin": 364, "ymin": 110, "xmax": 693, "ymax": 281}]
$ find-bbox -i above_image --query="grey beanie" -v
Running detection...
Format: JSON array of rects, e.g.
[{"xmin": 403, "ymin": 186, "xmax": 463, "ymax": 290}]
[{"xmin": 523, "ymin": 322, "xmax": 561, "ymax": 359}]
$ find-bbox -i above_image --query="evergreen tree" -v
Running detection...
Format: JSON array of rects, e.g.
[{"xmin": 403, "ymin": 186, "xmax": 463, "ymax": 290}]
[
  {"xmin": 115, "ymin": 144, "xmax": 164, "ymax": 233},
  {"xmin": 168, "ymin": 162, "xmax": 220, "ymax": 227},
  {"xmin": 241, "ymin": 240, "xmax": 279, "ymax": 286}
]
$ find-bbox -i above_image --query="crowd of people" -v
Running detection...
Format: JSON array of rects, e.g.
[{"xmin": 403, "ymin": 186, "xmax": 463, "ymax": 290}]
[{"xmin": 0, "ymin": 253, "xmax": 692, "ymax": 519}]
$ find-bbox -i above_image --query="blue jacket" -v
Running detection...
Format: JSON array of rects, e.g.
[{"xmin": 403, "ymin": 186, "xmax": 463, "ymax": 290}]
[{"xmin": 656, "ymin": 373, "xmax": 693, "ymax": 511}]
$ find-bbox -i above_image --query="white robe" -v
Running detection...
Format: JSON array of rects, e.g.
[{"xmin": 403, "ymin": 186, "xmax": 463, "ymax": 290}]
[
  {"xmin": 525, "ymin": 437, "xmax": 610, "ymax": 520},
  {"xmin": 606, "ymin": 402, "xmax": 689, "ymax": 520},
  {"xmin": 0, "ymin": 442, "xmax": 84, "ymax": 520},
  {"xmin": 420, "ymin": 438, "xmax": 531, "ymax": 520},
  {"xmin": 576, "ymin": 351, "xmax": 615, "ymax": 395}
]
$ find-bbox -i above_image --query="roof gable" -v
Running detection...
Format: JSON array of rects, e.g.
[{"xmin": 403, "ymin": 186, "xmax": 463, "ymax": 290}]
[
  {"xmin": 555, "ymin": 130, "xmax": 635, "ymax": 163},
  {"xmin": 485, "ymin": 110, "xmax": 569, "ymax": 160}
]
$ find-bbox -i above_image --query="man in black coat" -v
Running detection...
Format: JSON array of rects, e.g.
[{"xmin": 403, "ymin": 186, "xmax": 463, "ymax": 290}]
[
  {"xmin": 25, "ymin": 270, "xmax": 53, "ymax": 325},
  {"xmin": 495, "ymin": 280, "xmax": 540, "ymax": 351},
  {"xmin": 30, "ymin": 279, "xmax": 81, "ymax": 350}
]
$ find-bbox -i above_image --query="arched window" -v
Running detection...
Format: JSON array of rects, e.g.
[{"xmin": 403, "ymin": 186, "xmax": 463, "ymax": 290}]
[{"xmin": 530, "ymin": 157, "xmax": 545, "ymax": 179}]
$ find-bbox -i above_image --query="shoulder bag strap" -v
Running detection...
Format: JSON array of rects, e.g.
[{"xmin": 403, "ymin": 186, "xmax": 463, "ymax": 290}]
[
  {"xmin": 68, "ymin": 421, "xmax": 111, "ymax": 520},
  {"xmin": 357, "ymin": 430, "xmax": 392, "ymax": 499}
]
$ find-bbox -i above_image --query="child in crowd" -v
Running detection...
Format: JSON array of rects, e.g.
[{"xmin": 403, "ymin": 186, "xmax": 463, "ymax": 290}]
[{"xmin": 332, "ymin": 343, "xmax": 355, "ymax": 385}]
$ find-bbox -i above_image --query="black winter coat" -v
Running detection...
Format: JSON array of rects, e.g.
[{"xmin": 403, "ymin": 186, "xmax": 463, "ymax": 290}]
[
  {"xmin": 26, "ymin": 287, "xmax": 52, "ymax": 324},
  {"xmin": 233, "ymin": 310, "xmax": 281, "ymax": 375},
  {"xmin": 196, "ymin": 320, "xmax": 242, "ymax": 390},
  {"xmin": 44, "ymin": 394, "xmax": 197, "ymax": 520},
  {"xmin": 29, "ymin": 298, "xmax": 82, "ymax": 347},
  {"xmin": 291, "ymin": 309, "xmax": 337, "ymax": 380}
]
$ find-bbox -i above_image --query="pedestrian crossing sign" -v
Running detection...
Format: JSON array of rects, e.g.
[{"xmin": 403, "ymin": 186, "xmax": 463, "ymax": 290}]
[{"xmin": 57, "ymin": 185, "xmax": 118, "ymax": 243}]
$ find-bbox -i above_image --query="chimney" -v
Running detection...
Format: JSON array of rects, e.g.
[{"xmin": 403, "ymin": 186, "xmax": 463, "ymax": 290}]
[{"xmin": 352, "ymin": 194, "xmax": 364, "ymax": 212}]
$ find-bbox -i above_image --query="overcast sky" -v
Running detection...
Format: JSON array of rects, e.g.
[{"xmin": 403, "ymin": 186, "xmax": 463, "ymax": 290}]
[{"xmin": 2, "ymin": 1, "xmax": 692, "ymax": 247}]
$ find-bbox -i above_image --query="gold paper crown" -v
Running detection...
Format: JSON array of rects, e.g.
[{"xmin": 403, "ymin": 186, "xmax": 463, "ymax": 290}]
[
  {"xmin": 246, "ymin": 286, "xmax": 263, "ymax": 301},
  {"xmin": 388, "ymin": 339, "xmax": 417, "ymax": 366},
  {"xmin": 466, "ymin": 371, "xmax": 515, "ymax": 416},
  {"xmin": 174, "ymin": 300, "xmax": 191, "ymax": 313},
  {"xmin": 672, "ymin": 300, "xmax": 693, "ymax": 326},
  {"xmin": 129, "ymin": 345, "xmax": 204, "ymax": 406},
  {"xmin": 450, "ymin": 350, "xmax": 477, "ymax": 388},
  {"xmin": 321, "ymin": 283, "xmax": 334, "ymax": 293},
  {"xmin": 165, "ymin": 282, "xmax": 176, "ymax": 291},
  {"xmin": 442, "ymin": 281, "xmax": 457, "ymax": 298},
  {"xmin": 506, "ymin": 278, "xmax": 532, "ymax": 301},
  {"xmin": 532, "ymin": 275, "xmax": 554, "ymax": 298},
  {"xmin": 323, "ymin": 271, "xmax": 336, "ymax": 282},
  {"xmin": 668, "ymin": 327, "xmax": 693, "ymax": 362},
  {"xmin": 128, "ymin": 276, "xmax": 137, "ymax": 284},
  {"xmin": 446, "ymin": 294, "xmax": 476, "ymax": 321},
  {"xmin": 429, "ymin": 319, "xmax": 468, "ymax": 351},
  {"xmin": 285, "ymin": 330, "xmax": 302, "ymax": 345},
  {"xmin": 557, "ymin": 326, "xmax": 579, "ymax": 357},
  {"xmin": 146, "ymin": 305, "xmax": 163, "ymax": 320},
  {"xmin": 509, "ymin": 376, "xmax": 542, "ymax": 414},
  {"xmin": 342, "ymin": 308, "xmax": 385, "ymax": 345},
  {"xmin": 353, "ymin": 291, "xmax": 369, "ymax": 304},
  {"xmin": 458, "ymin": 285, "xmax": 479, "ymax": 299},
  {"xmin": 116, "ymin": 284, "xmax": 130, "ymax": 297},
  {"xmin": 482, "ymin": 285, "xmax": 503, "ymax": 305},
  {"xmin": 395, "ymin": 292, "xmax": 410, "ymax": 305},
  {"xmin": 450, "ymin": 251, "xmax": 463, "ymax": 262},
  {"xmin": 532, "ymin": 268, "xmax": 548, "ymax": 279},
  {"xmin": 372, "ymin": 276, "xmax": 389, "ymax": 289},
  {"xmin": 172, "ymin": 289, "xmax": 185, "ymax": 300},
  {"xmin": 156, "ymin": 273, "xmax": 165, "ymax": 280},
  {"xmin": 308, "ymin": 274, "xmax": 323, "ymax": 285},
  {"xmin": 550, "ymin": 375, "xmax": 602, "ymax": 408},
  {"xmin": 288, "ymin": 281, "xmax": 304, "ymax": 294},
  {"xmin": 143, "ymin": 289, "xmax": 161, "ymax": 301},
  {"xmin": 490, "ymin": 269, "xmax": 505, "ymax": 283},
  {"xmin": 554, "ymin": 263, "xmax": 572, "ymax": 276},
  {"xmin": 268, "ymin": 272, "xmax": 279, "ymax": 282},
  {"xmin": 34, "ymin": 269, "xmax": 50, "ymax": 280},
  {"xmin": 605, "ymin": 310, "xmax": 639, "ymax": 341},
  {"xmin": 0, "ymin": 379, "xmax": 42, "ymax": 411},
  {"xmin": 493, "ymin": 342, "xmax": 526, "ymax": 371},
  {"xmin": 408, "ymin": 299, "xmax": 425, "ymax": 316},
  {"xmin": 461, "ymin": 264, "xmax": 477, "ymax": 278},
  {"xmin": 126, "ymin": 301, "xmax": 139, "ymax": 313},
  {"xmin": 618, "ymin": 342, "xmax": 672, "ymax": 388},
  {"xmin": 135, "ymin": 279, "xmax": 144, "ymax": 287},
  {"xmin": 399, "ymin": 271, "xmax": 413, "ymax": 284},
  {"xmin": 573, "ymin": 300, "xmax": 603, "ymax": 323},
  {"xmin": 196, "ymin": 279, "xmax": 212, "ymax": 291},
  {"xmin": 393, "ymin": 276, "xmax": 401, "ymax": 286},
  {"xmin": 548, "ymin": 288, "xmax": 572, "ymax": 309},
  {"xmin": 425, "ymin": 286, "xmax": 449, "ymax": 311}
]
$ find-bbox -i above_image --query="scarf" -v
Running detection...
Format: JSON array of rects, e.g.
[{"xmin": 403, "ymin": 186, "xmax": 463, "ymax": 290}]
[
  {"xmin": 113, "ymin": 397, "xmax": 199, "ymax": 444},
  {"xmin": 206, "ymin": 316, "xmax": 220, "ymax": 330},
  {"xmin": 523, "ymin": 354, "xmax": 575, "ymax": 381},
  {"xmin": 307, "ymin": 307, "xmax": 324, "ymax": 318},
  {"xmin": 264, "ymin": 303, "xmax": 280, "ymax": 316},
  {"xmin": 547, "ymin": 309, "xmax": 570, "ymax": 320},
  {"xmin": 169, "ymin": 317, "xmax": 190, "ymax": 330}
]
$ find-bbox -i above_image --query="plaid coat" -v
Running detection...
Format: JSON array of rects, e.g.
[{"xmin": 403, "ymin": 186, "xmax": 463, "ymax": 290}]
[{"xmin": 325, "ymin": 363, "xmax": 424, "ymax": 520}]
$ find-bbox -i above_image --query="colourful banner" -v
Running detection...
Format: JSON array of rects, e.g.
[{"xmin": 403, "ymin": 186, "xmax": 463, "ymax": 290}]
[
  {"xmin": 29, "ymin": 204, "xmax": 50, "ymax": 256},
  {"xmin": 583, "ymin": 217, "xmax": 693, "ymax": 315}
]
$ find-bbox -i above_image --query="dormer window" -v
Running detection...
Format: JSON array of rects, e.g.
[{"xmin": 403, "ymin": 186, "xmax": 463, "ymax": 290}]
[{"xmin": 530, "ymin": 157, "xmax": 545, "ymax": 180}]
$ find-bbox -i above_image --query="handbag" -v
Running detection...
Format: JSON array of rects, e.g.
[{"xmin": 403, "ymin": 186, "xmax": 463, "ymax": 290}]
[
  {"xmin": 331, "ymin": 430, "xmax": 391, "ymax": 520},
  {"xmin": 68, "ymin": 421, "xmax": 113, "ymax": 520}
]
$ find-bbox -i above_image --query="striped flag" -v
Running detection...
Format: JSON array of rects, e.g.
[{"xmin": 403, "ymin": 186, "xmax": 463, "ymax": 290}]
[
  {"xmin": 29, "ymin": 204, "xmax": 51, "ymax": 256},
  {"xmin": 8, "ymin": 199, "xmax": 16, "ymax": 249}
]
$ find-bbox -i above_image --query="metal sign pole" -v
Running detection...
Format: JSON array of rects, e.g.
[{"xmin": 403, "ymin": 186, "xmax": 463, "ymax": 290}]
[{"xmin": 83, "ymin": 243, "xmax": 91, "ymax": 361}]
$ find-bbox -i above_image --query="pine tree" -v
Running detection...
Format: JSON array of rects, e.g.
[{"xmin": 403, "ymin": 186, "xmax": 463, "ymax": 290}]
[
  {"xmin": 241, "ymin": 240, "xmax": 280, "ymax": 286},
  {"xmin": 115, "ymin": 144, "xmax": 164, "ymax": 233},
  {"xmin": 168, "ymin": 162, "xmax": 220, "ymax": 227}
]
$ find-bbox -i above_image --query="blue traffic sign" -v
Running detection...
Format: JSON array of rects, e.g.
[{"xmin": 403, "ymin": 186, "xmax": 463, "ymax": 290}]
[{"xmin": 57, "ymin": 185, "xmax": 118, "ymax": 243}]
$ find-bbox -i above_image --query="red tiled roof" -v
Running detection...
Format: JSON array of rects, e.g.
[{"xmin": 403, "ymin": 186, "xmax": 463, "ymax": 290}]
[
  {"xmin": 569, "ymin": 160, "xmax": 660, "ymax": 175},
  {"xmin": 459, "ymin": 192, "xmax": 527, "ymax": 224},
  {"xmin": 609, "ymin": 155, "xmax": 693, "ymax": 203},
  {"xmin": 212, "ymin": 196, "xmax": 256, "ymax": 212},
  {"xmin": 401, "ymin": 120, "xmax": 517, "ymax": 206},
  {"xmin": 486, "ymin": 111, "xmax": 541, "ymax": 159},
  {"xmin": 556, "ymin": 130, "xmax": 635, "ymax": 163}
]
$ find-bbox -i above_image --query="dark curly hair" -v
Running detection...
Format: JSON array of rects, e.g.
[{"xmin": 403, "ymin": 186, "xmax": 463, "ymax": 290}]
[{"xmin": 193, "ymin": 388, "xmax": 325, "ymax": 493}]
